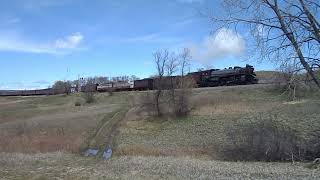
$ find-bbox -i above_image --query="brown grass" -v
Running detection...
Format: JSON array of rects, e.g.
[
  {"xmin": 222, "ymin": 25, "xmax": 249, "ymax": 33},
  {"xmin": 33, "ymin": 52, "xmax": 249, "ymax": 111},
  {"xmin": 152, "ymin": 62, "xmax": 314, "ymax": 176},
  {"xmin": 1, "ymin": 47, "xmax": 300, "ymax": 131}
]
[
  {"xmin": 190, "ymin": 85, "xmax": 281, "ymax": 116},
  {"xmin": 0, "ymin": 93, "xmax": 125, "ymax": 153},
  {"xmin": 0, "ymin": 135, "xmax": 83, "ymax": 153},
  {"xmin": 1, "ymin": 84, "xmax": 320, "ymax": 178},
  {"xmin": 1, "ymin": 84, "xmax": 318, "ymax": 159},
  {"xmin": 1, "ymin": 152, "xmax": 319, "ymax": 179}
]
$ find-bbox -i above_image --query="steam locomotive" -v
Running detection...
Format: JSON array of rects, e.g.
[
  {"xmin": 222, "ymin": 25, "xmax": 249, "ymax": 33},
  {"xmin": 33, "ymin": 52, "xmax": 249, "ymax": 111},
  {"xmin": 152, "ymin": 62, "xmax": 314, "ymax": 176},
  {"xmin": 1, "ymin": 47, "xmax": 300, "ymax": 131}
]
[{"xmin": 188, "ymin": 64, "xmax": 258, "ymax": 87}]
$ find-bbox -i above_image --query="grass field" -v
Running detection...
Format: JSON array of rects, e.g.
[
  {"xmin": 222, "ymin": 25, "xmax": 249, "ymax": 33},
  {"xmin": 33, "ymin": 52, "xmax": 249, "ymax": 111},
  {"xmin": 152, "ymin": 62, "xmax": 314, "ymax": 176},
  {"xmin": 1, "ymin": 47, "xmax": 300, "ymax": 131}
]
[
  {"xmin": 1, "ymin": 152, "xmax": 319, "ymax": 179},
  {"xmin": 0, "ymin": 84, "xmax": 320, "ymax": 179},
  {"xmin": 0, "ymin": 93, "xmax": 129, "ymax": 153}
]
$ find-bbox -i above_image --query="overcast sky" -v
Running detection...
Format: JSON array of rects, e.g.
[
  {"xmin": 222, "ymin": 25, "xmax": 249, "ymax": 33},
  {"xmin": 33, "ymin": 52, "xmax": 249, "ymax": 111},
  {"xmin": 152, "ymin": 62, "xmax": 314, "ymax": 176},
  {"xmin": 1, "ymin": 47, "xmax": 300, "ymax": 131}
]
[{"xmin": 0, "ymin": 0, "xmax": 275, "ymax": 90}]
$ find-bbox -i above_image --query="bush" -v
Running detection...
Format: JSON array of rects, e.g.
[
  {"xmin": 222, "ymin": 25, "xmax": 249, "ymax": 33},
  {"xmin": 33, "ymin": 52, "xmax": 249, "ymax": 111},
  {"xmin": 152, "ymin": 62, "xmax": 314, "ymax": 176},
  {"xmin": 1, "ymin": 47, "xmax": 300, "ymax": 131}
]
[
  {"xmin": 52, "ymin": 80, "xmax": 72, "ymax": 95},
  {"xmin": 271, "ymin": 71, "xmax": 319, "ymax": 101},
  {"xmin": 82, "ymin": 80, "xmax": 96, "ymax": 103},
  {"xmin": 138, "ymin": 76, "xmax": 196, "ymax": 118},
  {"xmin": 218, "ymin": 114, "xmax": 320, "ymax": 161},
  {"xmin": 83, "ymin": 92, "xmax": 95, "ymax": 103},
  {"xmin": 74, "ymin": 101, "xmax": 81, "ymax": 106},
  {"xmin": 305, "ymin": 129, "xmax": 320, "ymax": 159},
  {"xmin": 137, "ymin": 91, "xmax": 157, "ymax": 116},
  {"xmin": 174, "ymin": 76, "xmax": 196, "ymax": 117}
]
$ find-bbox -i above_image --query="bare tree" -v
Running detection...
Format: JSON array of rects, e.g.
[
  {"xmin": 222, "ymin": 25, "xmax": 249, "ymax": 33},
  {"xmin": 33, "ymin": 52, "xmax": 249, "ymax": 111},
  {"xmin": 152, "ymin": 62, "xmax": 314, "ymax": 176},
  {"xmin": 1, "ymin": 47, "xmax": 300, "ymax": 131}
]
[
  {"xmin": 153, "ymin": 49, "xmax": 169, "ymax": 116},
  {"xmin": 150, "ymin": 48, "xmax": 195, "ymax": 117},
  {"xmin": 213, "ymin": 0, "xmax": 320, "ymax": 88},
  {"xmin": 83, "ymin": 78, "xmax": 96, "ymax": 103},
  {"xmin": 180, "ymin": 48, "xmax": 192, "ymax": 84},
  {"xmin": 94, "ymin": 76, "xmax": 110, "ymax": 85},
  {"xmin": 279, "ymin": 59, "xmax": 300, "ymax": 101},
  {"xmin": 111, "ymin": 76, "xmax": 130, "ymax": 82},
  {"xmin": 52, "ymin": 80, "xmax": 71, "ymax": 95},
  {"xmin": 166, "ymin": 53, "xmax": 180, "ymax": 115},
  {"xmin": 176, "ymin": 48, "xmax": 194, "ymax": 116}
]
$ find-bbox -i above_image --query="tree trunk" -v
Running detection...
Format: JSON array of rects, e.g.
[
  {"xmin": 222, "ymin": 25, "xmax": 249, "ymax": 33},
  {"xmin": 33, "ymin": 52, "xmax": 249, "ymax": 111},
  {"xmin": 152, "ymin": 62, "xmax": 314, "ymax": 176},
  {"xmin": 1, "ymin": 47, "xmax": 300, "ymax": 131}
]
[{"xmin": 155, "ymin": 90, "xmax": 161, "ymax": 116}]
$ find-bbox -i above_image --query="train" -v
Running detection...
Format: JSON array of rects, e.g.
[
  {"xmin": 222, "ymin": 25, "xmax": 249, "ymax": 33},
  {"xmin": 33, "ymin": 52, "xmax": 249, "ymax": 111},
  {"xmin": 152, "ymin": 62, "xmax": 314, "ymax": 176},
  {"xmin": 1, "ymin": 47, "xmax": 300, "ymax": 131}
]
[
  {"xmin": 95, "ymin": 64, "xmax": 258, "ymax": 92},
  {"xmin": 96, "ymin": 81, "xmax": 132, "ymax": 92},
  {"xmin": 0, "ymin": 65, "xmax": 258, "ymax": 96},
  {"xmin": 0, "ymin": 88, "xmax": 54, "ymax": 96}
]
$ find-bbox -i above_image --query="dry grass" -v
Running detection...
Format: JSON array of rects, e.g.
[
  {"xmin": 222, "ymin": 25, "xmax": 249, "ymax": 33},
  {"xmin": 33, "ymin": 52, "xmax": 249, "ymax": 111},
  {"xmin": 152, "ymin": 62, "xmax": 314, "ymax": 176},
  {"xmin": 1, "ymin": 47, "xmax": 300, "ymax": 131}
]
[
  {"xmin": 1, "ymin": 84, "xmax": 320, "ymax": 178},
  {"xmin": 115, "ymin": 84, "xmax": 320, "ymax": 160},
  {"xmin": 0, "ymin": 93, "xmax": 127, "ymax": 153},
  {"xmin": 191, "ymin": 93, "xmax": 254, "ymax": 115},
  {"xmin": 190, "ymin": 84, "xmax": 282, "ymax": 115},
  {"xmin": 0, "ymin": 135, "xmax": 84, "ymax": 153},
  {"xmin": 0, "ymin": 152, "xmax": 319, "ymax": 179},
  {"xmin": 1, "ymin": 85, "xmax": 319, "ymax": 157}
]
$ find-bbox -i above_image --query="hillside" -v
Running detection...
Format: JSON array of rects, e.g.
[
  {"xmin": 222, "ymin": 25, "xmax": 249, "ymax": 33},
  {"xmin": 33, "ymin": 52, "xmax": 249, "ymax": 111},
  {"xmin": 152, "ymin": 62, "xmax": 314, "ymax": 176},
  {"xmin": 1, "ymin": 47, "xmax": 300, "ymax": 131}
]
[
  {"xmin": 255, "ymin": 70, "xmax": 285, "ymax": 84},
  {"xmin": 1, "ymin": 84, "xmax": 320, "ymax": 179}
]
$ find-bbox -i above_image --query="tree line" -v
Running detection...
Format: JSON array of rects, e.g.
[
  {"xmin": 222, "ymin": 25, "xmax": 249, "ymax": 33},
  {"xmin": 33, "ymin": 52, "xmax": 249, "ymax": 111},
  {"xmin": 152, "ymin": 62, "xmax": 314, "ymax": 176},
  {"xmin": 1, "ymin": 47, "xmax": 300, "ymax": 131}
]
[{"xmin": 51, "ymin": 75, "xmax": 140, "ymax": 94}]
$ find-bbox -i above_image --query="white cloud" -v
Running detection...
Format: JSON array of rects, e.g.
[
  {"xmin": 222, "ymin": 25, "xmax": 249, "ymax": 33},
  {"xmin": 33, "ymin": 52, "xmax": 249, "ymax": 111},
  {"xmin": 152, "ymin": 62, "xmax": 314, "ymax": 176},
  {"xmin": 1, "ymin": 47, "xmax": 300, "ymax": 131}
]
[
  {"xmin": 189, "ymin": 28, "xmax": 245, "ymax": 64},
  {"xmin": 0, "ymin": 32, "xmax": 83, "ymax": 54},
  {"xmin": 55, "ymin": 33, "xmax": 83, "ymax": 49}
]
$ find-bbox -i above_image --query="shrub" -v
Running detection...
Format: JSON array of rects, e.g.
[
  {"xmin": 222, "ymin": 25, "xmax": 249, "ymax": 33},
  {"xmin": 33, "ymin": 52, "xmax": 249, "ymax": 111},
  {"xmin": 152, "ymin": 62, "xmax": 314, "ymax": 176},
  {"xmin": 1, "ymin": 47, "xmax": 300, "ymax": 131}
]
[
  {"xmin": 74, "ymin": 101, "xmax": 81, "ymax": 106},
  {"xmin": 82, "ymin": 80, "xmax": 96, "ymax": 103},
  {"xmin": 52, "ymin": 80, "xmax": 72, "ymax": 95},
  {"xmin": 218, "ymin": 114, "xmax": 320, "ymax": 161},
  {"xmin": 305, "ymin": 129, "xmax": 320, "ymax": 160},
  {"xmin": 138, "ymin": 91, "xmax": 157, "ymax": 116},
  {"xmin": 83, "ymin": 92, "xmax": 95, "ymax": 103},
  {"xmin": 174, "ymin": 76, "xmax": 196, "ymax": 117},
  {"xmin": 138, "ymin": 76, "xmax": 195, "ymax": 118}
]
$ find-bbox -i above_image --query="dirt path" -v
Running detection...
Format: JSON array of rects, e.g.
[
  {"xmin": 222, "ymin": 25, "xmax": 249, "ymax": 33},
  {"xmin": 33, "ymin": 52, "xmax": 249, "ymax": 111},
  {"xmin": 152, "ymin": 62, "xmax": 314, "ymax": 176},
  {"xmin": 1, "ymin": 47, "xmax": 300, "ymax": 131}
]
[{"xmin": 87, "ymin": 107, "xmax": 131, "ymax": 149}]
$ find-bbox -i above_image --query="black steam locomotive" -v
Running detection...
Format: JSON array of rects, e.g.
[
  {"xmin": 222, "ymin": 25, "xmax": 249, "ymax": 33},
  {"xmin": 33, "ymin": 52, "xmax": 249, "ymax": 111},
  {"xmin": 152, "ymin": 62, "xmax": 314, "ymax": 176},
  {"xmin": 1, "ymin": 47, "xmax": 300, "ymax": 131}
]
[{"xmin": 188, "ymin": 64, "xmax": 258, "ymax": 87}]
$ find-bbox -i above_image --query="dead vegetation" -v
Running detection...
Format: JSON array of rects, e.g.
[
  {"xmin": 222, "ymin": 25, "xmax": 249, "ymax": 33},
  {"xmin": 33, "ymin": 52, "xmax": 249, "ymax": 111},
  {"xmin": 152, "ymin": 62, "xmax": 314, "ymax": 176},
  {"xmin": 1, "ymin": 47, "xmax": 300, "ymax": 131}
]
[
  {"xmin": 1, "ymin": 152, "xmax": 319, "ymax": 179},
  {"xmin": 82, "ymin": 79, "xmax": 96, "ymax": 103},
  {"xmin": 0, "ymin": 83, "xmax": 320, "ymax": 178},
  {"xmin": 52, "ymin": 80, "xmax": 72, "ymax": 95},
  {"xmin": 219, "ymin": 113, "xmax": 320, "ymax": 161},
  {"xmin": 0, "ymin": 93, "xmax": 124, "ymax": 153},
  {"xmin": 141, "ymin": 48, "xmax": 196, "ymax": 118},
  {"xmin": 116, "ymin": 84, "xmax": 320, "ymax": 163}
]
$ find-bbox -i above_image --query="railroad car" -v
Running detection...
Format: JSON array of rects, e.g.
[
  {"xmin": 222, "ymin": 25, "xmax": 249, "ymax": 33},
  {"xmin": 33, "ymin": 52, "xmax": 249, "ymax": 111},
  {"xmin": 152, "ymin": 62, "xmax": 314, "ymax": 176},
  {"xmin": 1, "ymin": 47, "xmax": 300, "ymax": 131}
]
[
  {"xmin": 97, "ymin": 81, "xmax": 131, "ymax": 92},
  {"xmin": 0, "ymin": 88, "xmax": 54, "ymax": 96},
  {"xmin": 133, "ymin": 78, "xmax": 154, "ymax": 90}
]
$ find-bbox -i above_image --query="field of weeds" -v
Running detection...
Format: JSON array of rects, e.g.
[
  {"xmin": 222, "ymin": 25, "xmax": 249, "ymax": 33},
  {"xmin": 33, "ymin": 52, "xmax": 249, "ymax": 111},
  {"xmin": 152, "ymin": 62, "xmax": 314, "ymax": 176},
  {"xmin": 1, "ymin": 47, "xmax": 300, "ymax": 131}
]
[
  {"xmin": 0, "ymin": 93, "xmax": 130, "ymax": 153},
  {"xmin": 1, "ymin": 152, "xmax": 319, "ymax": 179},
  {"xmin": 0, "ymin": 84, "xmax": 320, "ymax": 179},
  {"xmin": 116, "ymin": 84, "xmax": 320, "ymax": 159}
]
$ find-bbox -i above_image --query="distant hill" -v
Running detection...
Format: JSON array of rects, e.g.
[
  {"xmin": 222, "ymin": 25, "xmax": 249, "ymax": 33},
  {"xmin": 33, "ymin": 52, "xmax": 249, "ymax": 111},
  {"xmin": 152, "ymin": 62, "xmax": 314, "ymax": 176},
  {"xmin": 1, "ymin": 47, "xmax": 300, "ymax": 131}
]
[
  {"xmin": 256, "ymin": 69, "xmax": 320, "ymax": 84},
  {"xmin": 255, "ymin": 71, "xmax": 284, "ymax": 84}
]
